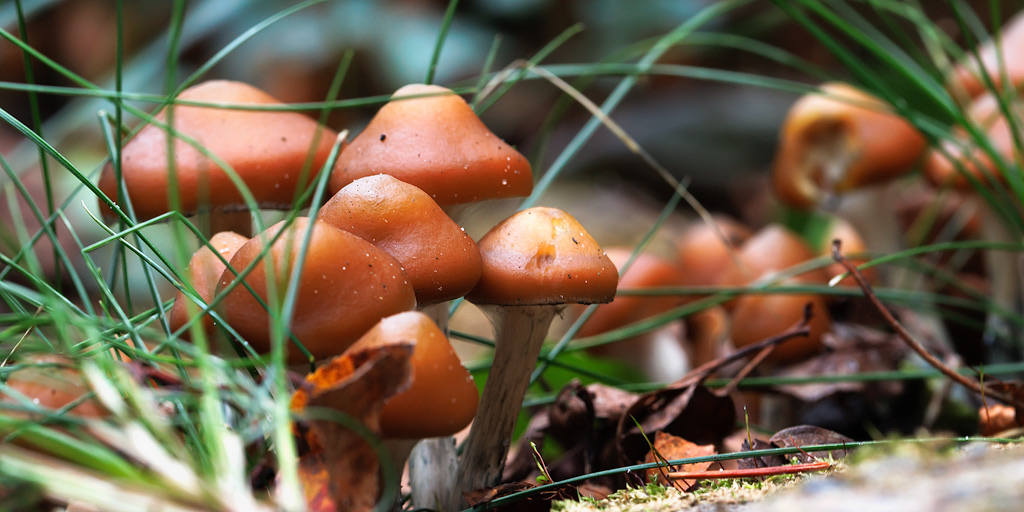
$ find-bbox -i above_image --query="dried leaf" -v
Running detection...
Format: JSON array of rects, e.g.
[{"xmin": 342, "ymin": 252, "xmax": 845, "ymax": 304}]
[
  {"xmin": 642, "ymin": 431, "xmax": 715, "ymax": 490},
  {"xmin": 736, "ymin": 438, "xmax": 787, "ymax": 470},
  {"xmin": 291, "ymin": 341, "xmax": 414, "ymax": 512},
  {"xmin": 768, "ymin": 425, "xmax": 853, "ymax": 463},
  {"xmin": 463, "ymin": 482, "xmax": 549, "ymax": 512},
  {"xmin": 617, "ymin": 384, "xmax": 734, "ymax": 466},
  {"xmin": 298, "ymin": 452, "xmax": 337, "ymax": 512}
]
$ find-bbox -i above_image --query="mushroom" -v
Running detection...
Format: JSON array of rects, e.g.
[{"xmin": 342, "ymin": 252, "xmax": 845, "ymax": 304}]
[
  {"xmin": 168, "ymin": 231, "xmax": 249, "ymax": 337},
  {"xmin": 328, "ymin": 83, "xmax": 533, "ymax": 333},
  {"xmin": 715, "ymin": 224, "xmax": 831, "ymax": 363},
  {"xmin": 947, "ymin": 10, "xmax": 1024, "ymax": 101},
  {"xmin": 341, "ymin": 311, "xmax": 478, "ymax": 510},
  {"xmin": 1, "ymin": 354, "xmax": 107, "ymax": 420},
  {"xmin": 317, "ymin": 174, "xmax": 482, "ymax": 329},
  {"xmin": 923, "ymin": 90, "xmax": 1023, "ymax": 359},
  {"xmin": 453, "ymin": 207, "xmax": 617, "ymax": 499},
  {"xmin": 771, "ymin": 82, "xmax": 926, "ymax": 262},
  {"xmin": 329, "ymin": 84, "xmax": 532, "ymax": 209},
  {"xmin": 576, "ymin": 247, "xmax": 689, "ymax": 381},
  {"xmin": 99, "ymin": 80, "xmax": 338, "ymax": 236},
  {"xmin": 215, "ymin": 217, "xmax": 415, "ymax": 363}
]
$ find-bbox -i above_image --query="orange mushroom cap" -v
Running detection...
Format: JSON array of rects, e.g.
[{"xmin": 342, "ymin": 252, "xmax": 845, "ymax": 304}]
[
  {"xmin": 345, "ymin": 311, "xmax": 478, "ymax": 439},
  {"xmin": 577, "ymin": 247, "xmax": 686, "ymax": 340},
  {"xmin": 947, "ymin": 11, "xmax": 1024, "ymax": 100},
  {"xmin": 99, "ymin": 80, "xmax": 338, "ymax": 220},
  {"xmin": 772, "ymin": 82, "xmax": 926, "ymax": 209},
  {"xmin": 2, "ymin": 354, "xmax": 107, "ymax": 419},
  {"xmin": 168, "ymin": 231, "xmax": 249, "ymax": 335},
  {"xmin": 924, "ymin": 90, "xmax": 1023, "ymax": 190},
  {"xmin": 729, "ymin": 276, "xmax": 831, "ymax": 363},
  {"xmin": 329, "ymin": 84, "xmax": 532, "ymax": 205},
  {"xmin": 216, "ymin": 217, "xmax": 415, "ymax": 363},
  {"xmin": 675, "ymin": 215, "xmax": 752, "ymax": 288},
  {"xmin": 467, "ymin": 207, "xmax": 617, "ymax": 306},
  {"xmin": 715, "ymin": 224, "xmax": 828, "ymax": 310},
  {"xmin": 318, "ymin": 174, "xmax": 482, "ymax": 305}
]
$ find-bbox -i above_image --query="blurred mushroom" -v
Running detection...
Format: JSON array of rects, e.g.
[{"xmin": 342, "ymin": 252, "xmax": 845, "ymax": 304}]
[
  {"xmin": 674, "ymin": 215, "xmax": 752, "ymax": 289},
  {"xmin": 216, "ymin": 217, "xmax": 415, "ymax": 363},
  {"xmin": 1, "ymin": 354, "xmax": 106, "ymax": 419},
  {"xmin": 454, "ymin": 207, "xmax": 617, "ymax": 501},
  {"xmin": 576, "ymin": 247, "xmax": 689, "ymax": 381},
  {"xmin": 947, "ymin": 10, "xmax": 1024, "ymax": 101},
  {"xmin": 99, "ymin": 80, "xmax": 337, "ymax": 236},
  {"xmin": 167, "ymin": 231, "xmax": 249, "ymax": 338},
  {"xmin": 772, "ymin": 82, "xmax": 926, "ymax": 263}
]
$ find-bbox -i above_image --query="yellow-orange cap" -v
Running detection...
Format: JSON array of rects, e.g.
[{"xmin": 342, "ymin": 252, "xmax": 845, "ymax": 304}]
[
  {"xmin": 772, "ymin": 83, "xmax": 925, "ymax": 209},
  {"xmin": 169, "ymin": 231, "xmax": 249, "ymax": 336},
  {"xmin": 216, "ymin": 217, "xmax": 415, "ymax": 363},
  {"xmin": 346, "ymin": 311, "xmax": 478, "ymax": 438},
  {"xmin": 329, "ymin": 84, "xmax": 532, "ymax": 205},
  {"xmin": 99, "ymin": 80, "xmax": 337, "ymax": 220},
  {"xmin": 318, "ymin": 174, "xmax": 482, "ymax": 305},
  {"xmin": 467, "ymin": 207, "xmax": 618, "ymax": 306}
]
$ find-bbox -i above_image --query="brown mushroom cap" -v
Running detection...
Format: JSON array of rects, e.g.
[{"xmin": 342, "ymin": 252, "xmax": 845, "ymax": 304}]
[
  {"xmin": 924, "ymin": 90, "xmax": 1023, "ymax": 189},
  {"xmin": 729, "ymin": 276, "xmax": 831, "ymax": 363},
  {"xmin": 947, "ymin": 11, "xmax": 1024, "ymax": 100},
  {"xmin": 168, "ymin": 231, "xmax": 249, "ymax": 335},
  {"xmin": 329, "ymin": 84, "xmax": 532, "ymax": 205},
  {"xmin": 216, "ymin": 217, "xmax": 415, "ymax": 363},
  {"xmin": 318, "ymin": 174, "xmax": 482, "ymax": 305},
  {"xmin": 772, "ymin": 82, "xmax": 926, "ymax": 209},
  {"xmin": 467, "ymin": 207, "xmax": 618, "ymax": 306},
  {"xmin": 99, "ymin": 80, "xmax": 338, "ymax": 220},
  {"xmin": 2, "ymin": 354, "xmax": 107, "ymax": 419},
  {"xmin": 577, "ymin": 247, "xmax": 686, "ymax": 340},
  {"xmin": 346, "ymin": 311, "xmax": 478, "ymax": 439},
  {"xmin": 675, "ymin": 215, "xmax": 752, "ymax": 288}
]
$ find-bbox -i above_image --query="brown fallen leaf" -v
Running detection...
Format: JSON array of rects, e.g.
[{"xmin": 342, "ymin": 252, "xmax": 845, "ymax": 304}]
[
  {"xmin": 297, "ymin": 451, "xmax": 337, "ymax": 512},
  {"xmin": 290, "ymin": 342, "xmax": 414, "ymax": 512},
  {"xmin": 463, "ymin": 481, "xmax": 550, "ymax": 512},
  {"xmin": 643, "ymin": 431, "xmax": 715, "ymax": 490},
  {"xmin": 979, "ymin": 403, "xmax": 1022, "ymax": 436},
  {"xmin": 768, "ymin": 425, "xmax": 854, "ymax": 463}
]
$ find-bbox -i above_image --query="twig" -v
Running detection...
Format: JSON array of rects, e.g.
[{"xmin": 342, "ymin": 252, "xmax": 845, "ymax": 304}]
[
  {"xmin": 831, "ymin": 240, "xmax": 1024, "ymax": 410},
  {"xmin": 666, "ymin": 460, "xmax": 831, "ymax": 480}
]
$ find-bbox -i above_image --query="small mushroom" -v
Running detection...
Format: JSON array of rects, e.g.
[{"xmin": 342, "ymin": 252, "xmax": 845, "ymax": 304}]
[
  {"xmin": 343, "ymin": 311, "xmax": 478, "ymax": 510},
  {"xmin": 453, "ymin": 207, "xmax": 617, "ymax": 499},
  {"xmin": 329, "ymin": 84, "xmax": 532, "ymax": 207},
  {"xmin": 317, "ymin": 174, "xmax": 482, "ymax": 308},
  {"xmin": 576, "ymin": 247, "xmax": 689, "ymax": 381},
  {"xmin": 99, "ymin": 80, "xmax": 338, "ymax": 236},
  {"xmin": 947, "ymin": 11, "xmax": 1024, "ymax": 100},
  {"xmin": 168, "ymin": 231, "xmax": 249, "ymax": 337},
  {"xmin": 215, "ymin": 217, "xmax": 415, "ymax": 363}
]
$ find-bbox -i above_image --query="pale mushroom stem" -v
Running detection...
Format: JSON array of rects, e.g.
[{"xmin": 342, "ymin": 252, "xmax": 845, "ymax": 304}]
[
  {"xmin": 381, "ymin": 438, "xmax": 420, "ymax": 511},
  {"xmin": 453, "ymin": 304, "xmax": 560, "ymax": 504},
  {"xmin": 976, "ymin": 200, "xmax": 1020, "ymax": 360},
  {"xmin": 409, "ymin": 437, "xmax": 459, "ymax": 511},
  {"xmin": 419, "ymin": 302, "xmax": 450, "ymax": 335}
]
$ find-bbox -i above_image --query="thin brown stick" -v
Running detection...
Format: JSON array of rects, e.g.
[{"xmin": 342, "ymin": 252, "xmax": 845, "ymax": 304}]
[
  {"xmin": 667, "ymin": 460, "xmax": 831, "ymax": 480},
  {"xmin": 831, "ymin": 240, "xmax": 1024, "ymax": 410}
]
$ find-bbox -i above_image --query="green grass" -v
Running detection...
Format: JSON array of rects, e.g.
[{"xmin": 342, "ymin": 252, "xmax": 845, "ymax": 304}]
[{"xmin": 1, "ymin": 0, "xmax": 1023, "ymax": 510}]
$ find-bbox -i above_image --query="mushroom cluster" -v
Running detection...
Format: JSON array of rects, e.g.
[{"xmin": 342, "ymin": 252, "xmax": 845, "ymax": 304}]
[{"xmin": 113, "ymin": 80, "xmax": 618, "ymax": 510}]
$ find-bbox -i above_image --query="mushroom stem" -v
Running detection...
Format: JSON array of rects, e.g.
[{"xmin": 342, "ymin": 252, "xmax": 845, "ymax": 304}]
[
  {"xmin": 409, "ymin": 437, "xmax": 459, "ymax": 511},
  {"xmin": 454, "ymin": 304, "xmax": 560, "ymax": 501},
  {"xmin": 976, "ymin": 200, "xmax": 1021, "ymax": 360},
  {"xmin": 419, "ymin": 302, "xmax": 450, "ymax": 335},
  {"xmin": 380, "ymin": 438, "xmax": 420, "ymax": 511}
]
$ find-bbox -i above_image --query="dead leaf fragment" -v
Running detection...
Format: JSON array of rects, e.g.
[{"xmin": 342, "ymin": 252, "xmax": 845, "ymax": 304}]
[
  {"xmin": 643, "ymin": 431, "xmax": 715, "ymax": 490},
  {"xmin": 290, "ymin": 341, "xmax": 414, "ymax": 512}
]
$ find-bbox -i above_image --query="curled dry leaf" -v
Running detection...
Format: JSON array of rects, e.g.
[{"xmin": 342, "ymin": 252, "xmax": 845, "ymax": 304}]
[
  {"xmin": 290, "ymin": 341, "xmax": 414, "ymax": 512},
  {"xmin": 643, "ymin": 431, "xmax": 715, "ymax": 490}
]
